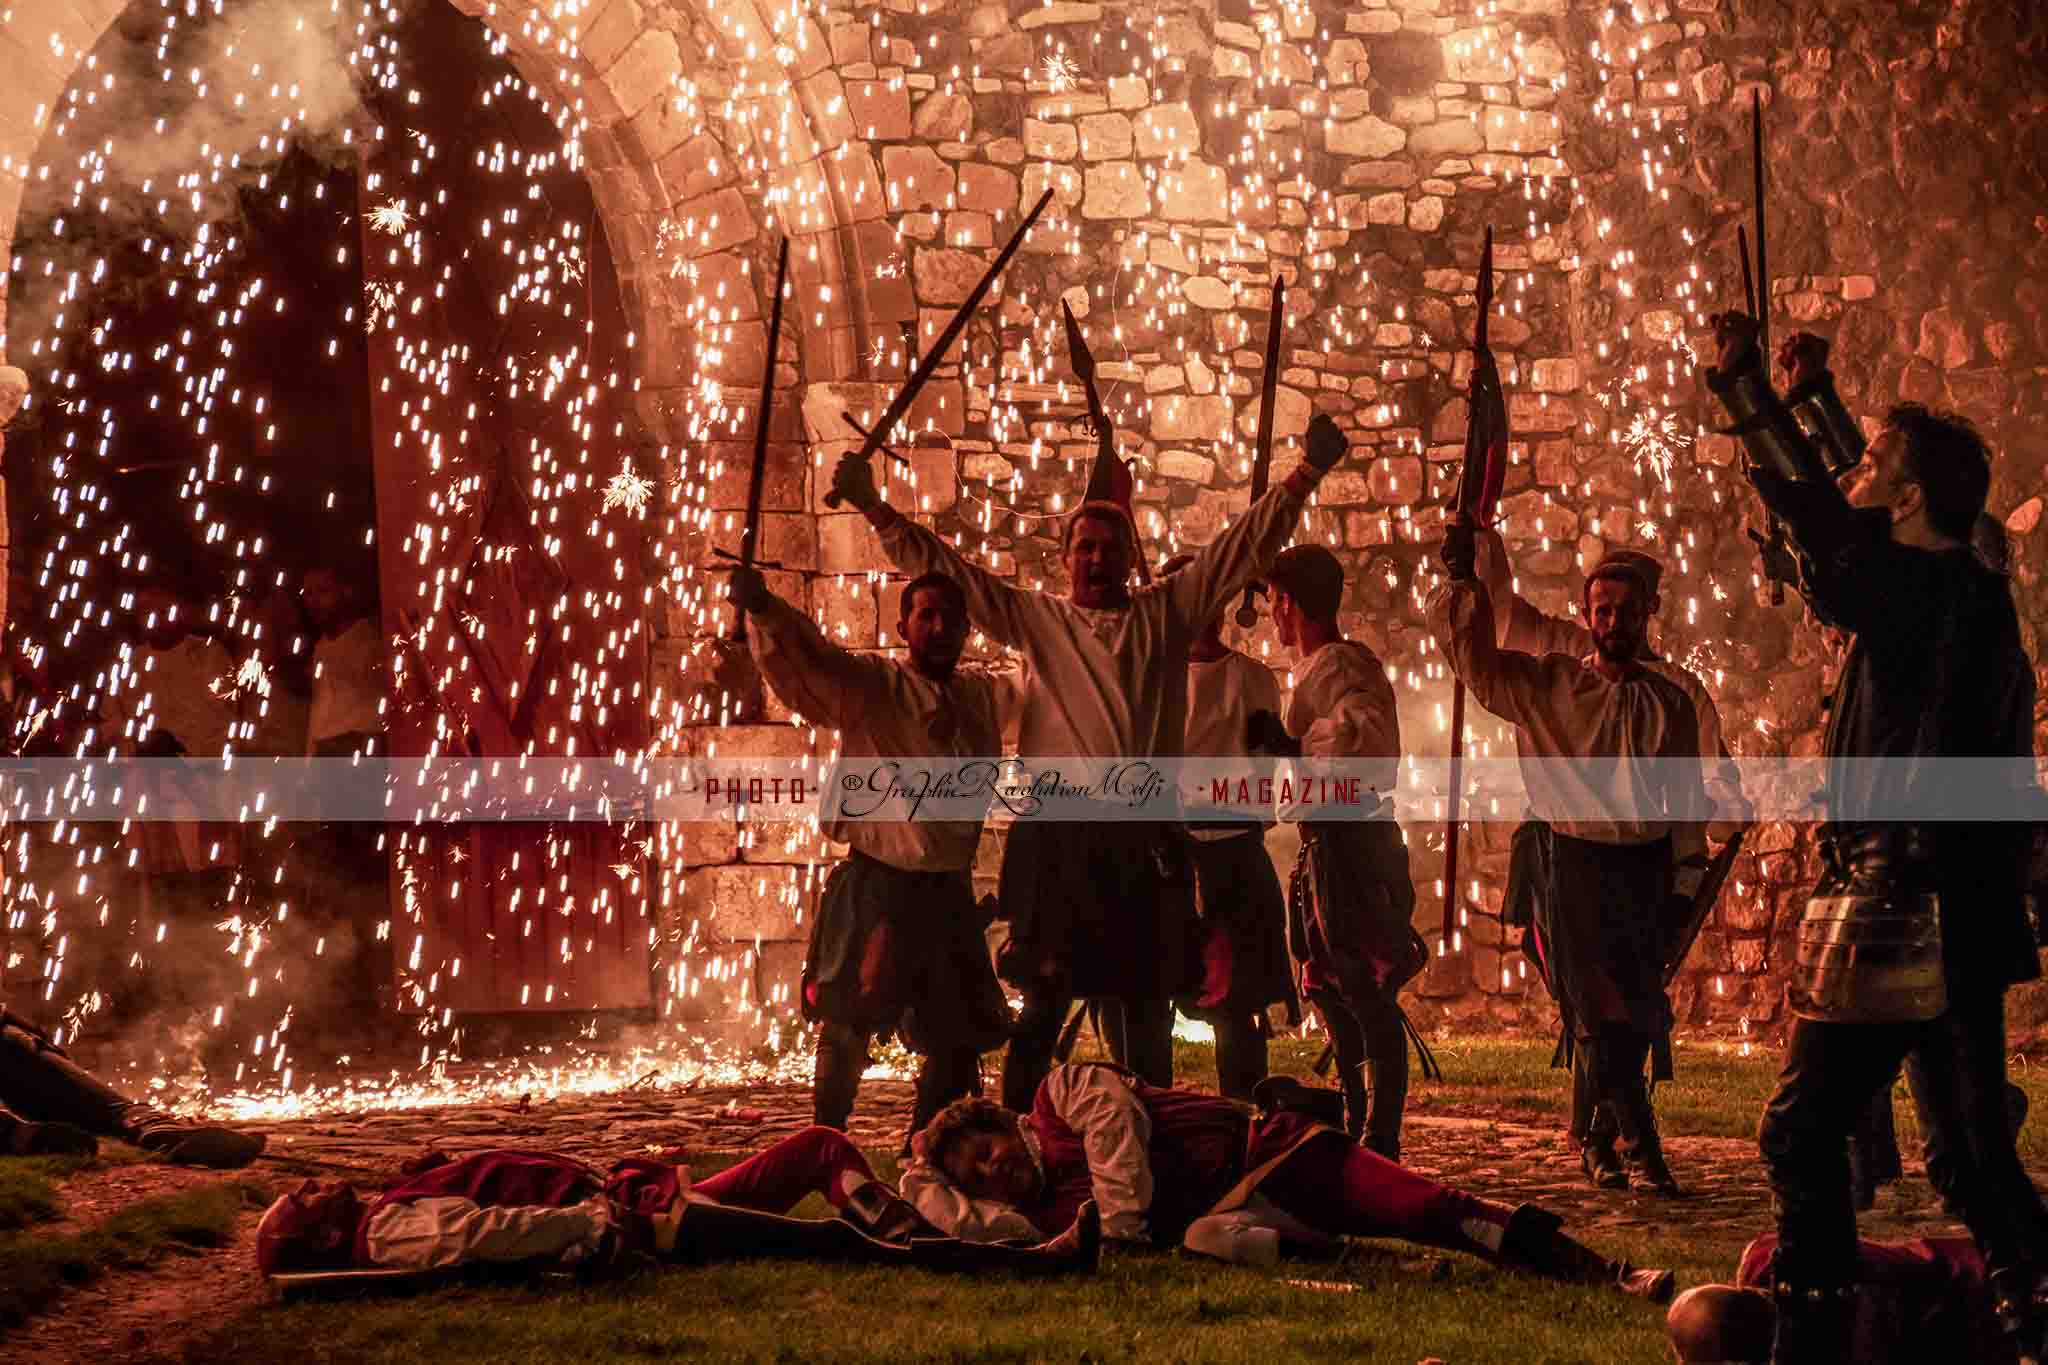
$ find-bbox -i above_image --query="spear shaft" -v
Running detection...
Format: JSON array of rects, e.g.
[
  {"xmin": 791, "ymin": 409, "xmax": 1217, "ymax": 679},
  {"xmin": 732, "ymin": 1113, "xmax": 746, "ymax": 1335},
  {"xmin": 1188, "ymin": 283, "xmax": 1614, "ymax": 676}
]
[{"xmin": 732, "ymin": 236, "xmax": 790, "ymax": 645}]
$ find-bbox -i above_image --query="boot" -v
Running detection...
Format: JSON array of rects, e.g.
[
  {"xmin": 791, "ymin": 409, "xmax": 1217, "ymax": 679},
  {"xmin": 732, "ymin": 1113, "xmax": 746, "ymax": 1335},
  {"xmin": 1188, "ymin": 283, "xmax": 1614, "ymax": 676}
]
[
  {"xmin": 2, "ymin": 1021, "xmax": 261, "ymax": 1167},
  {"xmin": 0, "ymin": 1104, "xmax": 97, "ymax": 1157},
  {"xmin": 1339, "ymin": 1062, "xmax": 1370, "ymax": 1144},
  {"xmin": 840, "ymin": 1178, "xmax": 944, "ymax": 1244},
  {"xmin": 1600, "ymin": 1030, "xmax": 1680, "ymax": 1197},
  {"xmin": 813, "ymin": 1025, "xmax": 868, "ymax": 1132},
  {"xmin": 1768, "ymin": 1274, "xmax": 1856, "ymax": 1364},
  {"xmin": 907, "ymin": 1200, "xmax": 1101, "ymax": 1278},
  {"xmin": 1579, "ymin": 1141, "xmax": 1627, "ymax": 1191},
  {"xmin": 122, "ymin": 1106, "xmax": 267, "ymax": 1168},
  {"xmin": 1571, "ymin": 1041, "xmax": 1625, "ymax": 1190},
  {"xmin": 1497, "ymin": 1204, "xmax": 1675, "ymax": 1303},
  {"xmin": 1363, "ymin": 1052, "xmax": 1408, "ymax": 1164},
  {"xmin": 1250, "ymin": 1075, "xmax": 1345, "ymax": 1129}
]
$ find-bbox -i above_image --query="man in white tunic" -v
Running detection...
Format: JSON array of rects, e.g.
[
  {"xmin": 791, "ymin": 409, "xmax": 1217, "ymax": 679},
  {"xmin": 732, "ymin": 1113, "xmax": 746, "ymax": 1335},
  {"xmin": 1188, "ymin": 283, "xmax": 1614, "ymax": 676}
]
[
  {"xmin": 735, "ymin": 566, "xmax": 1012, "ymax": 1141},
  {"xmin": 1161, "ymin": 553, "xmax": 1293, "ymax": 1102},
  {"xmin": 1472, "ymin": 531, "xmax": 1750, "ymax": 1188},
  {"xmin": 1245, "ymin": 545, "xmax": 1423, "ymax": 1161},
  {"xmin": 1431, "ymin": 524, "xmax": 1710, "ymax": 1196},
  {"xmin": 829, "ymin": 415, "xmax": 1356, "ymax": 1109}
]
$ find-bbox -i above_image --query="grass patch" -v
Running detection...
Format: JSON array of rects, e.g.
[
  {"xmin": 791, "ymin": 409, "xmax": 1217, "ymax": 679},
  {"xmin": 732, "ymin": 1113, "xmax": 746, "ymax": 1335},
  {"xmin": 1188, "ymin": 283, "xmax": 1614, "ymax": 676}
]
[
  {"xmin": 0, "ymin": 1152, "xmax": 96, "ymax": 1231},
  {"xmin": 188, "ymin": 1228, "xmax": 1746, "ymax": 1365},
  {"xmin": 0, "ymin": 1178, "xmax": 254, "ymax": 1329}
]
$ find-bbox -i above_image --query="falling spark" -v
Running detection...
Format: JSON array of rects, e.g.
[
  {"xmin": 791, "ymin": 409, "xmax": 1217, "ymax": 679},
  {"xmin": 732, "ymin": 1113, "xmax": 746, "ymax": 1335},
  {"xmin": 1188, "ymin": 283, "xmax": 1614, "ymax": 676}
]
[
  {"xmin": 603, "ymin": 468, "xmax": 654, "ymax": 514},
  {"xmin": 1041, "ymin": 52, "xmax": 1079, "ymax": 92},
  {"xmin": 368, "ymin": 201, "xmax": 413, "ymax": 235}
]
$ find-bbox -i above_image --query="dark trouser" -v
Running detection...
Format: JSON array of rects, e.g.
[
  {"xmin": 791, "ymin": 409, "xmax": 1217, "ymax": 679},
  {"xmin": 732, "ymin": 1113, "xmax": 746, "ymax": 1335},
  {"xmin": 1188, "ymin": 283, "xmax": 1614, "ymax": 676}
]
[
  {"xmin": 1308, "ymin": 987, "xmax": 1407, "ymax": 1159},
  {"xmin": 1760, "ymin": 994, "xmax": 2048, "ymax": 1292},
  {"xmin": 806, "ymin": 853, "xmax": 1009, "ymax": 1132},
  {"xmin": 813, "ymin": 1024, "xmax": 983, "ymax": 1136},
  {"xmin": 1213, "ymin": 1012, "xmax": 1269, "ymax": 1103},
  {"xmin": 1001, "ymin": 992, "xmax": 1173, "ymax": 1112},
  {"xmin": 0, "ymin": 1021, "xmax": 133, "ymax": 1134}
]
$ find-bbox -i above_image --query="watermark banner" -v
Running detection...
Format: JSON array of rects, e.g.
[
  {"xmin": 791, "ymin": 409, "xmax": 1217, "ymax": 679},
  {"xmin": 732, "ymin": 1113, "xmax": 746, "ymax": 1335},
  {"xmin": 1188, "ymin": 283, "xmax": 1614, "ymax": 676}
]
[{"xmin": 0, "ymin": 756, "xmax": 2040, "ymax": 823}]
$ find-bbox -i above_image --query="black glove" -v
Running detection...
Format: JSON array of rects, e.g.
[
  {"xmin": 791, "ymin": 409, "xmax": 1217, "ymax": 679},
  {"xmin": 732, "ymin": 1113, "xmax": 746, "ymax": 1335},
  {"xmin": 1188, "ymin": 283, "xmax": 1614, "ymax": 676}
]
[
  {"xmin": 1304, "ymin": 413, "xmax": 1347, "ymax": 472},
  {"xmin": 1246, "ymin": 709, "xmax": 1300, "ymax": 757},
  {"xmin": 1440, "ymin": 518, "xmax": 1477, "ymax": 581},
  {"xmin": 1746, "ymin": 526, "xmax": 1802, "ymax": 588},
  {"xmin": 724, "ymin": 565, "xmax": 774, "ymax": 614}
]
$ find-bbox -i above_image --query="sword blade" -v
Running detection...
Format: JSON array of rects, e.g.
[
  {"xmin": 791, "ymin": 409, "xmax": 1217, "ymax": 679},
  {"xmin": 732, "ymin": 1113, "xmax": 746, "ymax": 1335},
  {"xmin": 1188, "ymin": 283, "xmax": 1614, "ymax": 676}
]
[
  {"xmin": 823, "ymin": 187, "xmax": 1056, "ymax": 507},
  {"xmin": 733, "ymin": 236, "xmax": 791, "ymax": 644}
]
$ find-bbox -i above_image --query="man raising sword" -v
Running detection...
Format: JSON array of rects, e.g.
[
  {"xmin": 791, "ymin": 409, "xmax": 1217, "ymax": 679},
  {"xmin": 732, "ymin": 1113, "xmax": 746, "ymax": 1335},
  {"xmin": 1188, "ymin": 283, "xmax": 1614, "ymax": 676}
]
[{"xmin": 829, "ymin": 414, "xmax": 1360, "ymax": 1111}]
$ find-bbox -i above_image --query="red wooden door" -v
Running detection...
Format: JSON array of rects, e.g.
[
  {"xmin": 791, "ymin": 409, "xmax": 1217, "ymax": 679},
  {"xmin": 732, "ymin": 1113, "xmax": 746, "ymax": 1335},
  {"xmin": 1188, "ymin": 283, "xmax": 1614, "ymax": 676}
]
[{"xmin": 358, "ymin": 4, "xmax": 651, "ymax": 1014}]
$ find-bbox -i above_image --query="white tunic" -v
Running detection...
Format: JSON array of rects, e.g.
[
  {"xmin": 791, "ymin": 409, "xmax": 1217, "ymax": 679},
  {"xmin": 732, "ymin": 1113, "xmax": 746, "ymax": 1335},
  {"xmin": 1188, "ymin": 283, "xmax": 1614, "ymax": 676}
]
[
  {"xmin": 116, "ymin": 636, "xmax": 236, "ymax": 756},
  {"xmin": 873, "ymin": 479, "xmax": 1312, "ymax": 764},
  {"xmin": 1187, "ymin": 649, "xmax": 1283, "ymax": 839},
  {"xmin": 1428, "ymin": 578, "xmax": 1709, "ymax": 856},
  {"xmin": 748, "ymin": 592, "xmax": 1010, "ymax": 873},
  {"xmin": 1474, "ymin": 529, "xmax": 1750, "ymax": 827},
  {"xmin": 307, "ymin": 618, "xmax": 387, "ymax": 750},
  {"xmin": 1283, "ymin": 638, "xmax": 1401, "ymax": 800}
]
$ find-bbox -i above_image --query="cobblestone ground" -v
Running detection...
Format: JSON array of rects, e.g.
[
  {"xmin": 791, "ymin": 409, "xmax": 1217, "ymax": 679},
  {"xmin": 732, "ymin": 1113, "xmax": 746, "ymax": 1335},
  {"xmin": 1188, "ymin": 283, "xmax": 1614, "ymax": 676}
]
[{"xmin": 238, "ymin": 1075, "xmax": 1964, "ymax": 1249}]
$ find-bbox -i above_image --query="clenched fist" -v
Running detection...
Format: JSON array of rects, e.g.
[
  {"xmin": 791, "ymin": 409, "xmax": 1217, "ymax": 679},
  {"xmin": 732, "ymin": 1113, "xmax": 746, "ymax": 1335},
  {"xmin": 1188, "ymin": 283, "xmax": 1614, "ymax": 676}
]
[
  {"xmin": 1304, "ymin": 413, "xmax": 1348, "ymax": 472},
  {"xmin": 831, "ymin": 453, "xmax": 881, "ymax": 513}
]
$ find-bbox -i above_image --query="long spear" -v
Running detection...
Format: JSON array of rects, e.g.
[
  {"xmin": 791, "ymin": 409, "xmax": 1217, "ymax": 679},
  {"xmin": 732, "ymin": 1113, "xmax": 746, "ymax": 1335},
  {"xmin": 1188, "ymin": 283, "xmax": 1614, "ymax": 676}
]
[
  {"xmin": 1063, "ymin": 299, "xmax": 1149, "ymax": 584},
  {"xmin": 732, "ymin": 236, "xmax": 790, "ymax": 646},
  {"xmin": 1443, "ymin": 227, "xmax": 1507, "ymax": 947},
  {"xmin": 1749, "ymin": 88, "xmax": 1786, "ymax": 606},
  {"xmin": 823, "ymin": 187, "xmax": 1055, "ymax": 508},
  {"xmin": 1235, "ymin": 274, "xmax": 1286, "ymax": 627}
]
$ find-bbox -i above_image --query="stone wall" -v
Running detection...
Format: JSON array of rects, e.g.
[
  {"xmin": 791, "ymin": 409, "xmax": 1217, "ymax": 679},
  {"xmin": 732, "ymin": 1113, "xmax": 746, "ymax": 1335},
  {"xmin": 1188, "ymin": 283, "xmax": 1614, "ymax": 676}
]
[{"xmin": 1, "ymin": 0, "xmax": 2043, "ymax": 1043}]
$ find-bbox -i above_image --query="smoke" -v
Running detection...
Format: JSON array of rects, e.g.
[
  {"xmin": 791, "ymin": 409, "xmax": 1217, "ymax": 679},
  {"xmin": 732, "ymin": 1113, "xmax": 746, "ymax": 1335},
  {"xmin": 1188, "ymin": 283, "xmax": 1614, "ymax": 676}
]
[{"xmin": 5, "ymin": 0, "xmax": 392, "ymax": 358}]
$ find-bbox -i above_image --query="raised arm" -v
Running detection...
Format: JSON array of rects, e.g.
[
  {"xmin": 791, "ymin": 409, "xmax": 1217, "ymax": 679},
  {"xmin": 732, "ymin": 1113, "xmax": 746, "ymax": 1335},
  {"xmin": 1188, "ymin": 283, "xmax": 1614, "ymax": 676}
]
[
  {"xmin": 733, "ymin": 567, "xmax": 888, "ymax": 731},
  {"xmin": 1166, "ymin": 414, "xmax": 1349, "ymax": 631},
  {"xmin": 1040, "ymin": 1064, "xmax": 1154, "ymax": 1243},
  {"xmin": 832, "ymin": 454, "xmax": 1036, "ymax": 647},
  {"xmin": 1475, "ymin": 526, "xmax": 1591, "ymax": 658},
  {"xmin": 1426, "ymin": 575, "xmax": 1559, "ymax": 733}
]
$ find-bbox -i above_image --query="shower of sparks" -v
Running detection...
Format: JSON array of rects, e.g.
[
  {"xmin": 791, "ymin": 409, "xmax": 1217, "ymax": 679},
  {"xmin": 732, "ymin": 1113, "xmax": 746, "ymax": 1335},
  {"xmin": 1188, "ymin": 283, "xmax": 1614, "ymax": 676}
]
[
  {"xmin": 603, "ymin": 468, "xmax": 655, "ymax": 513},
  {"xmin": 1624, "ymin": 410, "xmax": 1691, "ymax": 486},
  {"xmin": 1041, "ymin": 52, "xmax": 1079, "ymax": 92},
  {"xmin": 364, "ymin": 279, "xmax": 400, "ymax": 333}
]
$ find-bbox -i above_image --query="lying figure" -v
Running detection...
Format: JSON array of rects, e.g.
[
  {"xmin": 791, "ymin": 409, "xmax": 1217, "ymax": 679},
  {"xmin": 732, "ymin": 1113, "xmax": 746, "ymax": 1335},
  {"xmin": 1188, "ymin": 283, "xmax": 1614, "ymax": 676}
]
[
  {"xmin": 255, "ymin": 1125, "xmax": 1098, "ymax": 1280},
  {"xmin": 901, "ymin": 1061, "xmax": 1672, "ymax": 1299},
  {"xmin": 1668, "ymin": 1234, "xmax": 2017, "ymax": 1364},
  {"xmin": 2, "ymin": 1008, "xmax": 264, "ymax": 1167}
]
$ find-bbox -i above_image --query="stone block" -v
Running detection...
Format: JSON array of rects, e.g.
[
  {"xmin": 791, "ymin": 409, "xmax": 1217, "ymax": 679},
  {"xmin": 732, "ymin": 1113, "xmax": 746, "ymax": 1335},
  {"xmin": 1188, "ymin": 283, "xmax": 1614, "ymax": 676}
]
[
  {"xmin": 683, "ymin": 864, "xmax": 805, "ymax": 942},
  {"xmin": 1443, "ymin": 29, "xmax": 1513, "ymax": 84},
  {"xmin": 1507, "ymin": 392, "xmax": 1575, "ymax": 433},
  {"xmin": 1018, "ymin": 1, "xmax": 1101, "ymax": 29},
  {"xmin": 1151, "ymin": 394, "xmax": 1234, "ymax": 442},
  {"xmin": 1484, "ymin": 106, "xmax": 1562, "ymax": 153},
  {"xmin": 826, "ymin": 143, "xmax": 888, "ymax": 223},
  {"xmin": 913, "ymin": 92, "xmax": 974, "ymax": 141},
  {"xmin": 1182, "ymin": 276, "xmax": 1236, "ymax": 309},
  {"xmin": 1024, "ymin": 119, "xmax": 1079, "ymax": 160},
  {"xmin": 818, "ymin": 513, "xmax": 891, "ymax": 573},
  {"xmin": 1079, "ymin": 112, "xmax": 1134, "ymax": 161},
  {"xmin": 1021, "ymin": 162, "xmax": 1084, "ymax": 215},
  {"xmin": 913, "ymin": 247, "xmax": 988, "ymax": 305},
  {"xmin": 1370, "ymin": 455, "xmax": 1425, "ymax": 505},
  {"xmin": 1408, "ymin": 195, "xmax": 1445, "ymax": 231},
  {"xmin": 1327, "ymin": 115, "xmax": 1407, "ymax": 157},
  {"xmin": 884, "ymin": 146, "xmax": 955, "ymax": 213},
  {"xmin": 845, "ymin": 80, "xmax": 913, "ymax": 140},
  {"xmin": 1134, "ymin": 103, "xmax": 1201, "ymax": 158},
  {"xmin": 1234, "ymin": 385, "xmax": 1311, "ymax": 440},
  {"xmin": 1157, "ymin": 160, "xmax": 1230, "ymax": 222},
  {"xmin": 944, "ymin": 211, "xmax": 993, "ymax": 247},
  {"xmin": 1082, "ymin": 162, "xmax": 1151, "ymax": 217},
  {"xmin": 1157, "ymin": 450, "xmax": 1215, "ymax": 483},
  {"xmin": 957, "ymin": 163, "xmax": 1019, "ymax": 215},
  {"xmin": 1408, "ymin": 119, "xmax": 1484, "ymax": 158},
  {"xmin": 1529, "ymin": 358, "xmax": 1579, "ymax": 393},
  {"xmin": 1917, "ymin": 307, "xmax": 1973, "ymax": 370}
]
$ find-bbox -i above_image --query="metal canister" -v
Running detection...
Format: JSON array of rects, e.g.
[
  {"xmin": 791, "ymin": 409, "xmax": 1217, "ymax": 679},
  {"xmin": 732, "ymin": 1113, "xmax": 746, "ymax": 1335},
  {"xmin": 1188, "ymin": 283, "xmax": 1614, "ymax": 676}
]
[{"xmin": 1788, "ymin": 889, "xmax": 1946, "ymax": 1023}]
